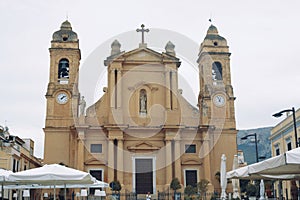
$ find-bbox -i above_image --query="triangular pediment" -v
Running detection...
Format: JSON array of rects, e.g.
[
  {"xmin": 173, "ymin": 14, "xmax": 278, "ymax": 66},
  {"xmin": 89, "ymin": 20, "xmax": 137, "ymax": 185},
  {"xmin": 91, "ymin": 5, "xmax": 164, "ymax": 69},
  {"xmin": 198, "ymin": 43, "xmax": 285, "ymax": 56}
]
[
  {"xmin": 124, "ymin": 48, "xmax": 166, "ymax": 62},
  {"xmin": 181, "ymin": 156, "xmax": 202, "ymax": 165},
  {"xmin": 127, "ymin": 141, "xmax": 161, "ymax": 151},
  {"xmin": 105, "ymin": 47, "xmax": 180, "ymax": 66},
  {"xmin": 84, "ymin": 157, "xmax": 107, "ymax": 165}
]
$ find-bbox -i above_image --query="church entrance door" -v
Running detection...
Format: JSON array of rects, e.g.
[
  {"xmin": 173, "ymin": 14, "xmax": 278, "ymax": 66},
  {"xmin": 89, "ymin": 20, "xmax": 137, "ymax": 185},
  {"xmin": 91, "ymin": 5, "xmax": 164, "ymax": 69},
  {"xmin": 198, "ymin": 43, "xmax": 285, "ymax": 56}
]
[{"xmin": 135, "ymin": 158, "xmax": 153, "ymax": 194}]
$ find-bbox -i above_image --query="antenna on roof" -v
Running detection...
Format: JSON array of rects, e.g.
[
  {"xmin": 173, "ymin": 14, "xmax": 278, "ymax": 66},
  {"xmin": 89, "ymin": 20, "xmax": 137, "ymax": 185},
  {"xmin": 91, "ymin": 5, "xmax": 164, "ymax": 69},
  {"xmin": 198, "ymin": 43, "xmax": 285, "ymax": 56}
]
[{"xmin": 66, "ymin": 12, "xmax": 69, "ymax": 20}]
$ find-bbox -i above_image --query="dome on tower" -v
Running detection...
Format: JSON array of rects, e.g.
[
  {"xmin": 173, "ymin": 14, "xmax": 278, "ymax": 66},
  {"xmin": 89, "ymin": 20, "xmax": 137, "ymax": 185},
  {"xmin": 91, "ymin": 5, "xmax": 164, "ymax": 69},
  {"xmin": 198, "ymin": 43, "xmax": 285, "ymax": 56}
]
[
  {"xmin": 60, "ymin": 20, "xmax": 72, "ymax": 30},
  {"xmin": 52, "ymin": 20, "xmax": 78, "ymax": 42},
  {"xmin": 207, "ymin": 25, "xmax": 219, "ymax": 35},
  {"xmin": 203, "ymin": 24, "xmax": 227, "ymax": 46}
]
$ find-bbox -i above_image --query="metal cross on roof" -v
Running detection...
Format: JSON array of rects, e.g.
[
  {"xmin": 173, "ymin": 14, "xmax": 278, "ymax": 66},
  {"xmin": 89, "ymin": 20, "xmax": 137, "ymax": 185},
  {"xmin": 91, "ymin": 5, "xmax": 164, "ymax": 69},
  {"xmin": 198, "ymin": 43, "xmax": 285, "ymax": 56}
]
[{"xmin": 136, "ymin": 24, "xmax": 149, "ymax": 44}]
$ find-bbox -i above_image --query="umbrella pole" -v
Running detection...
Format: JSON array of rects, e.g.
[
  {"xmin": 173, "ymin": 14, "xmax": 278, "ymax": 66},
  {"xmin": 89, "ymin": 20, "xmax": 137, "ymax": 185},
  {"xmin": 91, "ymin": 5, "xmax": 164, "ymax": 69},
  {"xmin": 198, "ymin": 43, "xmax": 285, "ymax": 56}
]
[
  {"xmin": 54, "ymin": 185, "xmax": 56, "ymax": 200},
  {"xmin": 1, "ymin": 182, "xmax": 3, "ymax": 200},
  {"xmin": 64, "ymin": 184, "xmax": 67, "ymax": 200}
]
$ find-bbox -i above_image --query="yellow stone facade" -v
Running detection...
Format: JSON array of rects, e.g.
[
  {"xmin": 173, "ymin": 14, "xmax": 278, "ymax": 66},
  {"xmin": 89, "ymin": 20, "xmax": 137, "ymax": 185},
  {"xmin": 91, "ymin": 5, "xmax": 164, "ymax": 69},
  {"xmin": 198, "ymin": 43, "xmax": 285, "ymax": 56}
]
[
  {"xmin": 44, "ymin": 21, "xmax": 237, "ymax": 195},
  {"xmin": 270, "ymin": 108, "xmax": 300, "ymax": 199},
  {"xmin": 0, "ymin": 126, "xmax": 42, "ymax": 199}
]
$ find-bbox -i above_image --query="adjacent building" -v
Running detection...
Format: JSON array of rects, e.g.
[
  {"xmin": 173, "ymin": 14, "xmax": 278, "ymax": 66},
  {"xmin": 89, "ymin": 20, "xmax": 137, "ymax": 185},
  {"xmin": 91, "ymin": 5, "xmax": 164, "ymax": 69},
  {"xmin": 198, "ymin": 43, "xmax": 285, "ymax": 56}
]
[
  {"xmin": 0, "ymin": 125, "xmax": 42, "ymax": 171},
  {"xmin": 270, "ymin": 108, "xmax": 300, "ymax": 199},
  {"xmin": 0, "ymin": 125, "xmax": 42, "ymax": 198}
]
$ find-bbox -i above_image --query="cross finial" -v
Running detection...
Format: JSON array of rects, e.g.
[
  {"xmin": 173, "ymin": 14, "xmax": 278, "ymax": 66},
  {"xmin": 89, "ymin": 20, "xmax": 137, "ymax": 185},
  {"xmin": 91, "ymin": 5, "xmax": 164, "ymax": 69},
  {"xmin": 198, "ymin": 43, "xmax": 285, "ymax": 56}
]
[
  {"xmin": 136, "ymin": 24, "xmax": 149, "ymax": 45},
  {"xmin": 209, "ymin": 13, "xmax": 213, "ymax": 24}
]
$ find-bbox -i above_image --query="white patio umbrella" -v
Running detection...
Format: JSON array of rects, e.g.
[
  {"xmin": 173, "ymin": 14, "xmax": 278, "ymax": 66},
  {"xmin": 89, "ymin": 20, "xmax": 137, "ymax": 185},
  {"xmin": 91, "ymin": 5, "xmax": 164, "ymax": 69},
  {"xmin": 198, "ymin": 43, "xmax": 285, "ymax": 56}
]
[
  {"xmin": 4, "ymin": 180, "xmax": 109, "ymax": 189},
  {"xmin": 220, "ymin": 154, "xmax": 227, "ymax": 200},
  {"xmin": 248, "ymin": 147, "xmax": 300, "ymax": 175},
  {"xmin": 8, "ymin": 164, "xmax": 96, "ymax": 200},
  {"xmin": 231, "ymin": 155, "xmax": 240, "ymax": 199},
  {"xmin": 227, "ymin": 165, "xmax": 300, "ymax": 180},
  {"xmin": 227, "ymin": 165, "xmax": 250, "ymax": 179},
  {"xmin": 0, "ymin": 169, "xmax": 14, "ymax": 200},
  {"xmin": 227, "ymin": 147, "xmax": 300, "ymax": 179}
]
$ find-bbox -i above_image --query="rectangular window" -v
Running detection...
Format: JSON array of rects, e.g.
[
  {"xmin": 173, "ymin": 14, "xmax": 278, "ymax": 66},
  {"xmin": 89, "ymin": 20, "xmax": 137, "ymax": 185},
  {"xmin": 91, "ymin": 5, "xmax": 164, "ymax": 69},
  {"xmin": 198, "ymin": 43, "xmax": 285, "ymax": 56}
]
[
  {"xmin": 12, "ymin": 159, "xmax": 16, "ymax": 173},
  {"xmin": 90, "ymin": 144, "xmax": 102, "ymax": 153},
  {"xmin": 89, "ymin": 170, "xmax": 103, "ymax": 195},
  {"xmin": 286, "ymin": 138, "xmax": 292, "ymax": 151},
  {"xmin": 287, "ymin": 142, "xmax": 292, "ymax": 151},
  {"xmin": 185, "ymin": 170, "xmax": 197, "ymax": 187},
  {"xmin": 185, "ymin": 144, "xmax": 196, "ymax": 153},
  {"xmin": 275, "ymin": 144, "xmax": 280, "ymax": 156},
  {"xmin": 16, "ymin": 160, "xmax": 19, "ymax": 172},
  {"xmin": 276, "ymin": 148, "xmax": 280, "ymax": 156}
]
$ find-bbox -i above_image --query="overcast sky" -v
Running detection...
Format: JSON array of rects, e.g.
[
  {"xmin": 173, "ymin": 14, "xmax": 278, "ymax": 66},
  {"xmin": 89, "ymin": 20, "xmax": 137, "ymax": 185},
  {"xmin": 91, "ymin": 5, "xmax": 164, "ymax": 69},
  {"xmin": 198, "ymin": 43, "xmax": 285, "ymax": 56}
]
[{"xmin": 1, "ymin": 0, "xmax": 300, "ymax": 158}]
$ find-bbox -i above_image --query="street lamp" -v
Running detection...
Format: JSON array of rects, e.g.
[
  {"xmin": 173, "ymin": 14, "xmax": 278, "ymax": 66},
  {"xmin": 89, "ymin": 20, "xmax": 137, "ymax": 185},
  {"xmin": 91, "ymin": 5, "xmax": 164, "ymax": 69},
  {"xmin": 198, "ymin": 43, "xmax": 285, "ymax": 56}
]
[
  {"xmin": 241, "ymin": 133, "xmax": 259, "ymax": 163},
  {"xmin": 272, "ymin": 107, "xmax": 298, "ymax": 148}
]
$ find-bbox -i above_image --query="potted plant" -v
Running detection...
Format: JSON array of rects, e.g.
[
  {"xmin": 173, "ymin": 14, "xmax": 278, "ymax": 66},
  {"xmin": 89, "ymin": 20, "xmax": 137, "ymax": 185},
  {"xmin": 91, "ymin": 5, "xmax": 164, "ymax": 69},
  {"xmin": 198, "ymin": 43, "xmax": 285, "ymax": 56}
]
[
  {"xmin": 197, "ymin": 179, "xmax": 209, "ymax": 200},
  {"xmin": 170, "ymin": 178, "xmax": 182, "ymax": 200},
  {"xmin": 184, "ymin": 185, "xmax": 197, "ymax": 200},
  {"xmin": 109, "ymin": 180, "xmax": 122, "ymax": 200}
]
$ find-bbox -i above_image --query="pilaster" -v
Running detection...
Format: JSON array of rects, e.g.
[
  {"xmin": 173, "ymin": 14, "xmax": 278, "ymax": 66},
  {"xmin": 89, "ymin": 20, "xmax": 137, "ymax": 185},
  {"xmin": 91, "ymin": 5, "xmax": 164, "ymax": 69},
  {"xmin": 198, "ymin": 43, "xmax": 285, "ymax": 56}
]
[
  {"xmin": 77, "ymin": 130, "xmax": 85, "ymax": 171},
  {"xmin": 117, "ymin": 139, "xmax": 124, "ymax": 184}
]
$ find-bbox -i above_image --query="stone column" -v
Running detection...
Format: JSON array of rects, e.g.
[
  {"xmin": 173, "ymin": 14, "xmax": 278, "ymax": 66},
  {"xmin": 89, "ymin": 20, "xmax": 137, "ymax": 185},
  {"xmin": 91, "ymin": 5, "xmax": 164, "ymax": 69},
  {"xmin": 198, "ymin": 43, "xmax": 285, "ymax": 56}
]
[
  {"xmin": 117, "ymin": 139, "xmax": 124, "ymax": 185},
  {"xmin": 110, "ymin": 68, "xmax": 116, "ymax": 108},
  {"xmin": 165, "ymin": 140, "xmax": 172, "ymax": 185},
  {"xmin": 107, "ymin": 139, "xmax": 115, "ymax": 183},
  {"xmin": 171, "ymin": 70, "xmax": 178, "ymax": 110},
  {"xmin": 117, "ymin": 69, "xmax": 122, "ymax": 108},
  {"xmin": 165, "ymin": 70, "xmax": 171, "ymax": 110}
]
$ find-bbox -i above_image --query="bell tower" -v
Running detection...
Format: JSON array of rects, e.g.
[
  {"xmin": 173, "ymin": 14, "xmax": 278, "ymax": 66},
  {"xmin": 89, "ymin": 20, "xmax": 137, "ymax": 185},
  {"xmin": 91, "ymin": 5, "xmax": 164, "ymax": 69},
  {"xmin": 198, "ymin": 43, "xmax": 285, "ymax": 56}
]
[
  {"xmin": 197, "ymin": 25, "xmax": 237, "ymax": 190},
  {"xmin": 198, "ymin": 25, "xmax": 235, "ymax": 125},
  {"xmin": 44, "ymin": 20, "xmax": 81, "ymax": 165}
]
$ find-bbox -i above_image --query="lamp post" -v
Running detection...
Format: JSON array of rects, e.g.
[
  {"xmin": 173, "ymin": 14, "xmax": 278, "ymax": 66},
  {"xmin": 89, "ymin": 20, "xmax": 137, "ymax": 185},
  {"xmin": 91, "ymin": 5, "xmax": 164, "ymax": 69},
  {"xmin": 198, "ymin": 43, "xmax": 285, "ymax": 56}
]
[
  {"xmin": 241, "ymin": 133, "xmax": 259, "ymax": 163},
  {"xmin": 273, "ymin": 107, "xmax": 298, "ymax": 148}
]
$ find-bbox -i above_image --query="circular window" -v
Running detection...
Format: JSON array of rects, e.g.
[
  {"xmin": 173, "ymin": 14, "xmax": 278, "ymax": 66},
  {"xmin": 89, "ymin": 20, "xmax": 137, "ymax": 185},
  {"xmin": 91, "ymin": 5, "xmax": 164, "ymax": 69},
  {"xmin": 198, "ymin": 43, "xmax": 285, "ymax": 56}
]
[{"xmin": 213, "ymin": 41, "xmax": 218, "ymax": 46}]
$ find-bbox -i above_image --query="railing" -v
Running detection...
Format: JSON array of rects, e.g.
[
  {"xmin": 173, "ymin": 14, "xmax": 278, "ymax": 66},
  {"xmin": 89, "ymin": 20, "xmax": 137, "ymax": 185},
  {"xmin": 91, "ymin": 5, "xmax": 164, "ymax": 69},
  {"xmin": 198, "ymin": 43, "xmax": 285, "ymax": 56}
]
[
  {"xmin": 104, "ymin": 191, "xmax": 219, "ymax": 200},
  {"xmin": 105, "ymin": 192, "xmax": 137, "ymax": 200}
]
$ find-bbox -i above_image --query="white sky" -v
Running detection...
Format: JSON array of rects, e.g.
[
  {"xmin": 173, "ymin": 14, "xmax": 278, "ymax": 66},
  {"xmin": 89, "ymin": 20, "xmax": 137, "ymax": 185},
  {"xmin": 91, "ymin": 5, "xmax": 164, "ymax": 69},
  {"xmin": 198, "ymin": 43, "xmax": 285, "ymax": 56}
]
[{"xmin": 1, "ymin": 0, "xmax": 300, "ymax": 158}]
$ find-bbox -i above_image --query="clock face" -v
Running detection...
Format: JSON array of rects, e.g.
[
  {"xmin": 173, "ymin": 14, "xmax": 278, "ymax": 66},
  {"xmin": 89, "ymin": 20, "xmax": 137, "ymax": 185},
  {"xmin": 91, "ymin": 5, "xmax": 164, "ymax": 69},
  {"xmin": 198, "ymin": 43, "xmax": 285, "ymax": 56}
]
[
  {"xmin": 56, "ymin": 92, "xmax": 69, "ymax": 104},
  {"xmin": 213, "ymin": 94, "xmax": 225, "ymax": 107}
]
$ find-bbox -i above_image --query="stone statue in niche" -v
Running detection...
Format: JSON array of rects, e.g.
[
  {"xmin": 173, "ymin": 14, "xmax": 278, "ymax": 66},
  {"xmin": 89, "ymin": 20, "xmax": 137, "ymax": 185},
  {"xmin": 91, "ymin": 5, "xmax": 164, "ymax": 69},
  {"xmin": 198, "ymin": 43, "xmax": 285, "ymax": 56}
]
[
  {"xmin": 204, "ymin": 84, "xmax": 212, "ymax": 96},
  {"xmin": 202, "ymin": 100, "xmax": 208, "ymax": 116},
  {"xmin": 139, "ymin": 90, "xmax": 147, "ymax": 114},
  {"xmin": 79, "ymin": 96, "xmax": 86, "ymax": 116},
  {"xmin": 226, "ymin": 85, "xmax": 234, "ymax": 97}
]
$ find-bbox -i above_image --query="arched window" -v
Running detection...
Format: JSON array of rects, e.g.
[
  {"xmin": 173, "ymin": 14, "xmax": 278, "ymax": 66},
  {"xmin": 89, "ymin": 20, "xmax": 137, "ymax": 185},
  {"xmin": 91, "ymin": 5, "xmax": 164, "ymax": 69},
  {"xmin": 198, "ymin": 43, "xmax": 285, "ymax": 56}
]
[
  {"xmin": 139, "ymin": 89, "xmax": 147, "ymax": 115},
  {"xmin": 58, "ymin": 59, "xmax": 69, "ymax": 79},
  {"xmin": 212, "ymin": 62, "xmax": 222, "ymax": 81}
]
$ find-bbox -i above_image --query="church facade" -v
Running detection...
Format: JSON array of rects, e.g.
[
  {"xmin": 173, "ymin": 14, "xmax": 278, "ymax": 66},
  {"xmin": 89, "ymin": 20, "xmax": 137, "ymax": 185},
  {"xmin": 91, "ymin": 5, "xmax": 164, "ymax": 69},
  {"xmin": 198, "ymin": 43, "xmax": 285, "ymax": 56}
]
[{"xmin": 43, "ymin": 21, "xmax": 237, "ymax": 195}]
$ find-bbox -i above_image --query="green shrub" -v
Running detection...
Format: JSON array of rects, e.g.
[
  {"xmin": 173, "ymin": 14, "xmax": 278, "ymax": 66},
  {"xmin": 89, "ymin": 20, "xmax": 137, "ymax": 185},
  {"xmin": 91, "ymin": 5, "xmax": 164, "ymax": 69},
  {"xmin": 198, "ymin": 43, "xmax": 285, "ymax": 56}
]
[
  {"xmin": 109, "ymin": 180, "xmax": 122, "ymax": 193},
  {"xmin": 170, "ymin": 177, "xmax": 182, "ymax": 192}
]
